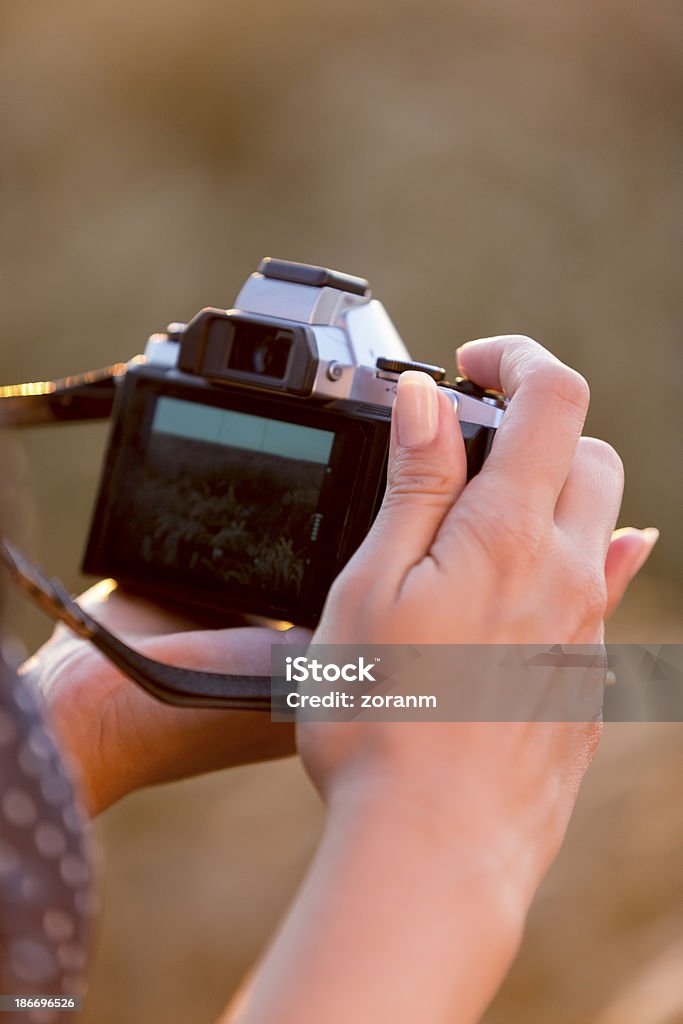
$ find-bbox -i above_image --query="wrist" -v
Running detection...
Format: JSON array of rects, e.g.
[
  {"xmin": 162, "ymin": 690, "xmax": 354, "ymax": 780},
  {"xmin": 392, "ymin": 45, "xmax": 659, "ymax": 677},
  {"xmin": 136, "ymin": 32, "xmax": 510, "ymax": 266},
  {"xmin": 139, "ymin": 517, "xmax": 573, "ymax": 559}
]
[
  {"xmin": 305, "ymin": 719, "xmax": 572, "ymax": 908},
  {"xmin": 22, "ymin": 642, "xmax": 129, "ymax": 817},
  {"xmin": 325, "ymin": 763, "xmax": 536, "ymax": 926},
  {"xmin": 286, "ymin": 772, "xmax": 531, "ymax": 1024},
  {"xmin": 239, "ymin": 761, "xmax": 531, "ymax": 1024},
  {"xmin": 42, "ymin": 686, "xmax": 124, "ymax": 817}
]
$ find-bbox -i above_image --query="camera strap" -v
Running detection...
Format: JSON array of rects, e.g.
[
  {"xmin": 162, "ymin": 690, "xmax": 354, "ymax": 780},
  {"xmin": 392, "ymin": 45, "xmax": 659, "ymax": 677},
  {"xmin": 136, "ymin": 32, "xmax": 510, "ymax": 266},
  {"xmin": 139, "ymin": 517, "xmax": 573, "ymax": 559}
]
[
  {"xmin": 0, "ymin": 541, "xmax": 274, "ymax": 711},
  {"xmin": 0, "ymin": 363, "xmax": 130, "ymax": 426}
]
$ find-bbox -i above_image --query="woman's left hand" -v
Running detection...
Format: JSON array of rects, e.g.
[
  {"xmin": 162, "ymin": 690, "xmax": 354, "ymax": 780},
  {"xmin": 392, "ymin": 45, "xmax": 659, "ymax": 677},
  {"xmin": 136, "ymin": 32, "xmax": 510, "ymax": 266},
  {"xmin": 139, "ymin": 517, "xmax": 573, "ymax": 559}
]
[{"xmin": 22, "ymin": 583, "xmax": 310, "ymax": 815}]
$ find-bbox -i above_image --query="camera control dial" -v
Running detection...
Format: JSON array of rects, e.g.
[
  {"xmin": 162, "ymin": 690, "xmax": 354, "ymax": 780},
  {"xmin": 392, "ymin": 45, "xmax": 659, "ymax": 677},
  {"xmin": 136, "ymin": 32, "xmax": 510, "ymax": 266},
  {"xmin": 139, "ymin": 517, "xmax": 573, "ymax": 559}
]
[{"xmin": 375, "ymin": 358, "xmax": 446, "ymax": 382}]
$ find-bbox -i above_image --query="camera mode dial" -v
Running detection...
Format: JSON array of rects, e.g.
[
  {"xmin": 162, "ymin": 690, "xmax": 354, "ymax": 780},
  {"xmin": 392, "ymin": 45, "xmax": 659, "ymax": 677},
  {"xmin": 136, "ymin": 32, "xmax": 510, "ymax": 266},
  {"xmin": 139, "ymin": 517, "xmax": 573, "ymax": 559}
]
[{"xmin": 375, "ymin": 358, "xmax": 446, "ymax": 382}]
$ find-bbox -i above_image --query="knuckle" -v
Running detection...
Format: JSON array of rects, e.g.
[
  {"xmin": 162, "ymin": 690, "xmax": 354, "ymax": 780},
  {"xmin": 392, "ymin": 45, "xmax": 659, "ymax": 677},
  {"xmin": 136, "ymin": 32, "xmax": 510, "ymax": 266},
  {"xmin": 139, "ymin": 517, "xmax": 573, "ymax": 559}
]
[
  {"xmin": 539, "ymin": 365, "xmax": 591, "ymax": 417},
  {"xmin": 501, "ymin": 339, "xmax": 590, "ymax": 417},
  {"xmin": 505, "ymin": 334, "xmax": 543, "ymax": 354},
  {"xmin": 463, "ymin": 499, "xmax": 548, "ymax": 565},
  {"xmin": 388, "ymin": 452, "xmax": 459, "ymax": 501},
  {"xmin": 579, "ymin": 437, "xmax": 624, "ymax": 486},
  {"xmin": 502, "ymin": 335, "xmax": 543, "ymax": 378}
]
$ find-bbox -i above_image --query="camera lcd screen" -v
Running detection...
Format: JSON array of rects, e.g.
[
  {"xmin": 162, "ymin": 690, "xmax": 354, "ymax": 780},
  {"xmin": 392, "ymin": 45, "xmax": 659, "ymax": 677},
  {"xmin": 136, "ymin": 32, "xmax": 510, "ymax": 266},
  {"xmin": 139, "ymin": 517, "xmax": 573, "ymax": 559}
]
[
  {"xmin": 84, "ymin": 370, "xmax": 388, "ymax": 623},
  {"xmin": 95, "ymin": 390, "xmax": 351, "ymax": 611},
  {"xmin": 153, "ymin": 397, "xmax": 333, "ymax": 464}
]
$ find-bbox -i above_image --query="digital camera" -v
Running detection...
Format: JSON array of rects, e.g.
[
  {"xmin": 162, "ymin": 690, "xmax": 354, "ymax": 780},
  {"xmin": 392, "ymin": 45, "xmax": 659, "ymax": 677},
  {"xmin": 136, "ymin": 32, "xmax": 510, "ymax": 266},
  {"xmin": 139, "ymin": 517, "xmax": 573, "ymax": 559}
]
[{"xmin": 83, "ymin": 259, "xmax": 506, "ymax": 627}]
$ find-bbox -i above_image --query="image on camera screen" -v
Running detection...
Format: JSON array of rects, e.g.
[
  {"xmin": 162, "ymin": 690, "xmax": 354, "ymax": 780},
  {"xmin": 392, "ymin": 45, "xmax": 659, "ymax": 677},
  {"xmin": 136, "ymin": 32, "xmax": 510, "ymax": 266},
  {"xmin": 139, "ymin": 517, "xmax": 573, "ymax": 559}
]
[{"xmin": 123, "ymin": 396, "xmax": 335, "ymax": 599}]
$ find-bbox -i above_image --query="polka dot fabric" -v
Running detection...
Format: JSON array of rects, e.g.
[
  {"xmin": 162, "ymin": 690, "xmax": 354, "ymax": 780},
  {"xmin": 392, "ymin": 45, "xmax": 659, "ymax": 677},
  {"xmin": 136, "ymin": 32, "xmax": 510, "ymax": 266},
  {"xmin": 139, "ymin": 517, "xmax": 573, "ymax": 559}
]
[{"xmin": 0, "ymin": 653, "xmax": 94, "ymax": 1023}]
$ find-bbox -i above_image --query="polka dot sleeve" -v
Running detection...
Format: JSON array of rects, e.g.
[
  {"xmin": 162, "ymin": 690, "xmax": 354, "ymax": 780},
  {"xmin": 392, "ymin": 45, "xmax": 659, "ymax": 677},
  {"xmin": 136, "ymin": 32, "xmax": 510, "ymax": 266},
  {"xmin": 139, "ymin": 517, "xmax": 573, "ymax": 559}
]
[{"xmin": 0, "ymin": 653, "xmax": 95, "ymax": 1023}]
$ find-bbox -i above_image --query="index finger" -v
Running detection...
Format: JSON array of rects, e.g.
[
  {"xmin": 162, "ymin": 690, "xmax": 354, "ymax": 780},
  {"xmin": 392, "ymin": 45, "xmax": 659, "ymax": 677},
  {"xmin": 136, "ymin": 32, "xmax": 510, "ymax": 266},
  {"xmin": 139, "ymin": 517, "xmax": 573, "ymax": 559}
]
[{"xmin": 457, "ymin": 334, "xmax": 590, "ymax": 510}]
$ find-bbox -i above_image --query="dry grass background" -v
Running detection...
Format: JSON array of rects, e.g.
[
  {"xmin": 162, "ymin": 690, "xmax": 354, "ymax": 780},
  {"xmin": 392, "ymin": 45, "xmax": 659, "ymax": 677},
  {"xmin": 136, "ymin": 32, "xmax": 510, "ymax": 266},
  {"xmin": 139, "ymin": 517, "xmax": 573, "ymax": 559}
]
[{"xmin": 1, "ymin": 1, "xmax": 682, "ymax": 1021}]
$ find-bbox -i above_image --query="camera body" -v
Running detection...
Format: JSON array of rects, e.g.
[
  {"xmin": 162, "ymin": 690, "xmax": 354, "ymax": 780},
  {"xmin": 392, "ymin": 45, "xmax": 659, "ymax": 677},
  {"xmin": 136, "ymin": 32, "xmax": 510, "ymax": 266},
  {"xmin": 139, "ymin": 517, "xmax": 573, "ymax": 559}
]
[{"xmin": 83, "ymin": 259, "xmax": 506, "ymax": 627}]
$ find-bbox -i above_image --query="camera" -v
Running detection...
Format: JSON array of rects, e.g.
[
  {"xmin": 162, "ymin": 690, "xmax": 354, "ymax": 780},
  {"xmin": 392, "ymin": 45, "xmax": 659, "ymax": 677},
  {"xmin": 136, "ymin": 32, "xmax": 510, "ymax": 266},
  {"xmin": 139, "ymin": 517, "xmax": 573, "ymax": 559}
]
[{"xmin": 83, "ymin": 259, "xmax": 506, "ymax": 627}]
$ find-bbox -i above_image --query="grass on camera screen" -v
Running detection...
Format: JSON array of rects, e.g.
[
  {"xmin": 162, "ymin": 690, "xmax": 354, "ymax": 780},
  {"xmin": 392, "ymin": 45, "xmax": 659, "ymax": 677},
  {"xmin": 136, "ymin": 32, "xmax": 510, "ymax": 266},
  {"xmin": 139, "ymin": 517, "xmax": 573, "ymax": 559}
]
[{"xmin": 125, "ymin": 396, "xmax": 335, "ymax": 598}]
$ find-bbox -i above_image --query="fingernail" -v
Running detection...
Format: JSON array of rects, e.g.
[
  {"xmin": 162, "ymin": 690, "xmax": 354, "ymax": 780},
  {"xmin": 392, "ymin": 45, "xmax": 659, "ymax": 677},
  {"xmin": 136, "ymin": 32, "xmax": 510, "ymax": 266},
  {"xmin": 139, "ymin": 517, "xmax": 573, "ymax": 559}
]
[
  {"xmin": 632, "ymin": 527, "xmax": 660, "ymax": 574},
  {"xmin": 395, "ymin": 371, "xmax": 439, "ymax": 448}
]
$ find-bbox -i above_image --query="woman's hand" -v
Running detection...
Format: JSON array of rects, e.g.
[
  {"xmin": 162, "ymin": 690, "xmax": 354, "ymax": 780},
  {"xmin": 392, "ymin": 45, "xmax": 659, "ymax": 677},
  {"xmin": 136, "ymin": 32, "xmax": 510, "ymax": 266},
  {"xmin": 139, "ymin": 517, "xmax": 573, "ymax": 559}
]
[
  {"xmin": 302, "ymin": 334, "xmax": 656, "ymax": 803},
  {"xmin": 315, "ymin": 334, "xmax": 654, "ymax": 646},
  {"xmin": 23, "ymin": 588, "xmax": 310, "ymax": 815},
  {"xmin": 229, "ymin": 335, "xmax": 658, "ymax": 1024}
]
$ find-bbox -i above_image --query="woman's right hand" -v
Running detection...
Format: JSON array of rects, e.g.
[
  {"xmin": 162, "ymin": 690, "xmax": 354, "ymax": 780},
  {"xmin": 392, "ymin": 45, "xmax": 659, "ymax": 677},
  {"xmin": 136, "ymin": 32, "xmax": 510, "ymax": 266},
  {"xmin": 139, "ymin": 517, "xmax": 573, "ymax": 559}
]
[
  {"xmin": 315, "ymin": 333, "xmax": 654, "ymax": 647},
  {"xmin": 300, "ymin": 333, "xmax": 657, "ymax": 878}
]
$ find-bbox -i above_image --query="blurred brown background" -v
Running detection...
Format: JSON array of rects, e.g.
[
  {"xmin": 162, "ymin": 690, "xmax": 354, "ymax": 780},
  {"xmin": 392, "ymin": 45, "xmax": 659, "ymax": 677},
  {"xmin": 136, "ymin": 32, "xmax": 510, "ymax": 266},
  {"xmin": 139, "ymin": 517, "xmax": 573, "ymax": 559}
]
[{"xmin": 2, "ymin": 1, "xmax": 682, "ymax": 1021}]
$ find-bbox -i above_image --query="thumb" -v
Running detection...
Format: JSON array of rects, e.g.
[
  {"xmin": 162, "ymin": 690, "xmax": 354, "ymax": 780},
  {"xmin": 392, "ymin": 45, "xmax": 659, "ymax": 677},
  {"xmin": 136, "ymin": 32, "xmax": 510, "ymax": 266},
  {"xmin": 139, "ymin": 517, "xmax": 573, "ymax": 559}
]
[{"xmin": 359, "ymin": 371, "xmax": 468, "ymax": 581}]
